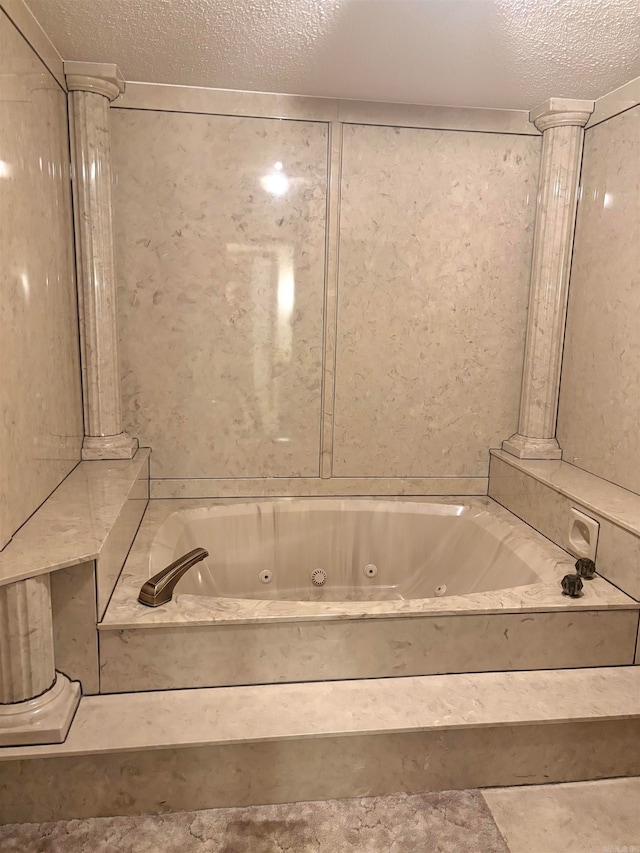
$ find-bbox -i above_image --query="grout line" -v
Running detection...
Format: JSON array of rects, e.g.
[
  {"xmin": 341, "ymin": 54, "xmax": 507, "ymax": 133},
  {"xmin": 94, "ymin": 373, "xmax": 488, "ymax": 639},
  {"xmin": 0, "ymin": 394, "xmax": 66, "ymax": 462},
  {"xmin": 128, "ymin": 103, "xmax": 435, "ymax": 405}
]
[{"xmin": 319, "ymin": 121, "xmax": 343, "ymax": 478}]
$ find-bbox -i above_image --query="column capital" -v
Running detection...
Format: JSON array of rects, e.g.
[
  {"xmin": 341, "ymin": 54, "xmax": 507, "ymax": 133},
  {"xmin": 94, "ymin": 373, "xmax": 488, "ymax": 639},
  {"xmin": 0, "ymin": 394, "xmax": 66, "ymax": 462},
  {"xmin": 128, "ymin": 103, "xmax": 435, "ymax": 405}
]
[
  {"xmin": 530, "ymin": 97, "xmax": 594, "ymax": 132},
  {"xmin": 64, "ymin": 61, "xmax": 125, "ymax": 101}
]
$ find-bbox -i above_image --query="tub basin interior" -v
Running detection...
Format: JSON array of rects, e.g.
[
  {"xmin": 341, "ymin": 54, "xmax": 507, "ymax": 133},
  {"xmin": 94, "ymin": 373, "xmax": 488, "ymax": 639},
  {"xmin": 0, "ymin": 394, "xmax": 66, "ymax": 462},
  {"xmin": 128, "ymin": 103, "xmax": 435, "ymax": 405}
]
[{"xmin": 148, "ymin": 499, "xmax": 543, "ymax": 602}]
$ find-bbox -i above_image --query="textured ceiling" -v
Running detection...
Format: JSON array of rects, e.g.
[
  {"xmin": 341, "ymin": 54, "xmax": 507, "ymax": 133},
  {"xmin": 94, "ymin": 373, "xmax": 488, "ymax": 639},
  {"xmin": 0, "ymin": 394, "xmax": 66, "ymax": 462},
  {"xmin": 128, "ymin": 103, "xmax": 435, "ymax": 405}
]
[{"xmin": 26, "ymin": 0, "xmax": 640, "ymax": 109}]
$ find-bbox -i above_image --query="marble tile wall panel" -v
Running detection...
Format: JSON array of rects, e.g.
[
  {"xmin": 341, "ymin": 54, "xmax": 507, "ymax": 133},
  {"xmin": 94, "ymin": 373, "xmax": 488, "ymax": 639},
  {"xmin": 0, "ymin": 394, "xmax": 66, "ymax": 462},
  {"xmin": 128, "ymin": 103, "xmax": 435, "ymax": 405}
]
[
  {"xmin": 149, "ymin": 476, "xmax": 487, "ymax": 498},
  {"xmin": 50, "ymin": 562, "xmax": 99, "ymax": 695},
  {"xmin": 111, "ymin": 110, "xmax": 328, "ymax": 480},
  {"xmin": 557, "ymin": 107, "xmax": 640, "ymax": 493},
  {"xmin": 1, "ymin": 720, "xmax": 637, "ymax": 822},
  {"xmin": 489, "ymin": 455, "xmax": 640, "ymax": 600},
  {"xmin": 98, "ymin": 609, "xmax": 637, "ymax": 692},
  {"xmin": 0, "ymin": 10, "xmax": 83, "ymax": 548},
  {"xmin": 332, "ymin": 124, "xmax": 540, "ymax": 478},
  {"xmin": 96, "ymin": 463, "xmax": 148, "ymax": 619}
]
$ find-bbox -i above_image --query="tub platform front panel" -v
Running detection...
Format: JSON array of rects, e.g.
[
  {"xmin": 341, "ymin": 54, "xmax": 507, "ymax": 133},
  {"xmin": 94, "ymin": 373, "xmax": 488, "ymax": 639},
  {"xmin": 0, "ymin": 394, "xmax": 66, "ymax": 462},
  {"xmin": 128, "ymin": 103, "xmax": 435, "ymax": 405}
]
[{"xmin": 98, "ymin": 609, "xmax": 638, "ymax": 693}]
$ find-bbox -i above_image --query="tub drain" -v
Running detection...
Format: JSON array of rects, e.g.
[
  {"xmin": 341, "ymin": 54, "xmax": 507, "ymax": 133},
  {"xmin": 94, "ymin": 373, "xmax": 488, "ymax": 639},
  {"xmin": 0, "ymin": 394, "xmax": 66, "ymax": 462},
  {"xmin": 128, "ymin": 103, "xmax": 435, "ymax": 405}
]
[{"xmin": 311, "ymin": 569, "xmax": 327, "ymax": 587}]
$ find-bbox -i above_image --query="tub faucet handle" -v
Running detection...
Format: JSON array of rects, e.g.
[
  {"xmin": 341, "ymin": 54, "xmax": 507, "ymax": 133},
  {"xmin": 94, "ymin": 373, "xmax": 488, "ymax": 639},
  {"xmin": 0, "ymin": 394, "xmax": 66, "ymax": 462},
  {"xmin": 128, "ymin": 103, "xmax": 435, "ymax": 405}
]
[
  {"xmin": 138, "ymin": 547, "xmax": 209, "ymax": 607},
  {"xmin": 575, "ymin": 558, "xmax": 596, "ymax": 579}
]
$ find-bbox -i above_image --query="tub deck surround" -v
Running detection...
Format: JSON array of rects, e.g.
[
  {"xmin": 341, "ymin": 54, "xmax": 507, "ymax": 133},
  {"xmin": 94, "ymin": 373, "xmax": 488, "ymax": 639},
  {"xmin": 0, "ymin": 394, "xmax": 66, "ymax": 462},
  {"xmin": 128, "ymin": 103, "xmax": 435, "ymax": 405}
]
[
  {"xmin": 489, "ymin": 450, "xmax": 640, "ymax": 536},
  {"xmin": 488, "ymin": 451, "xmax": 640, "ymax": 604},
  {"xmin": 104, "ymin": 496, "xmax": 634, "ymax": 629},
  {"xmin": 0, "ymin": 449, "xmax": 150, "ymax": 588},
  {"xmin": 98, "ymin": 497, "xmax": 638, "ymax": 692},
  {"xmin": 0, "ymin": 668, "xmax": 638, "ymax": 821}
]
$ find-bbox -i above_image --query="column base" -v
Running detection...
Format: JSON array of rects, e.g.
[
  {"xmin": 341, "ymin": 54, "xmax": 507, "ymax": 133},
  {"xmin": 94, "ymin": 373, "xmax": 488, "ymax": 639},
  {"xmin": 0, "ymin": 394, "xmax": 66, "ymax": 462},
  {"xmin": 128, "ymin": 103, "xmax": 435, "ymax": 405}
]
[
  {"xmin": 502, "ymin": 434, "xmax": 563, "ymax": 460},
  {"xmin": 82, "ymin": 432, "xmax": 139, "ymax": 460},
  {"xmin": 0, "ymin": 673, "xmax": 81, "ymax": 746}
]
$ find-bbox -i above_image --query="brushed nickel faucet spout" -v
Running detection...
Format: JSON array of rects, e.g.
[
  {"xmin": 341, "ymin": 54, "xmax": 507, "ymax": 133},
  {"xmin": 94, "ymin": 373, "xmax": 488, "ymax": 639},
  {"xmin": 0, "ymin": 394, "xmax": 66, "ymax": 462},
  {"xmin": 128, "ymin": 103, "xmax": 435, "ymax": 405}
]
[{"xmin": 138, "ymin": 547, "xmax": 209, "ymax": 607}]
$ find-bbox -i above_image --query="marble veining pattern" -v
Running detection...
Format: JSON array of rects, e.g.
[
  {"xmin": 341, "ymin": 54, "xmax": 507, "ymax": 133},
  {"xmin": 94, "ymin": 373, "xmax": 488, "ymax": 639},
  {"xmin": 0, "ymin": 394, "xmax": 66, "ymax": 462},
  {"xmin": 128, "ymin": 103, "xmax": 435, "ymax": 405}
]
[
  {"xmin": 0, "ymin": 10, "xmax": 83, "ymax": 548},
  {"xmin": 332, "ymin": 124, "xmax": 539, "ymax": 477},
  {"xmin": 112, "ymin": 110, "xmax": 328, "ymax": 480},
  {"xmin": 557, "ymin": 106, "xmax": 640, "ymax": 492}
]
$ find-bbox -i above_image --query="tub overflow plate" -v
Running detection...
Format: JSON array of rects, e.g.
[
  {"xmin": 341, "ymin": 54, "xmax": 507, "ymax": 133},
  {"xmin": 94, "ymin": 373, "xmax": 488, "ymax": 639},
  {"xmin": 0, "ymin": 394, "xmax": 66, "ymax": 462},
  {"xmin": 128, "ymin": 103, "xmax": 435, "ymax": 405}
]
[{"xmin": 311, "ymin": 569, "xmax": 327, "ymax": 587}]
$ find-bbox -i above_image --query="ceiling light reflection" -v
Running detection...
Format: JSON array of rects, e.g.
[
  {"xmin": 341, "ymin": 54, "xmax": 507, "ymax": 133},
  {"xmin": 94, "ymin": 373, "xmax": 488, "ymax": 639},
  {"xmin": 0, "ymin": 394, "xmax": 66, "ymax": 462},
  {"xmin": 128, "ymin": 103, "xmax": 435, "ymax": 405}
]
[{"xmin": 261, "ymin": 162, "xmax": 290, "ymax": 196}]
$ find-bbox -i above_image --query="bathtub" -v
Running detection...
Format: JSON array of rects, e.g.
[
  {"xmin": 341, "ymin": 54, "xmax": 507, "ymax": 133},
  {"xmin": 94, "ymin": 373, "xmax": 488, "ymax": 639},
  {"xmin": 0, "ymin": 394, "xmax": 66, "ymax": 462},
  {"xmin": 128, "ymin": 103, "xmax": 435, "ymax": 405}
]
[
  {"xmin": 154, "ymin": 499, "xmax": 544, "ymax": 605},
  {"xmin": 99, "ymin": 497, "xmax": 639, "ymax": 692}
]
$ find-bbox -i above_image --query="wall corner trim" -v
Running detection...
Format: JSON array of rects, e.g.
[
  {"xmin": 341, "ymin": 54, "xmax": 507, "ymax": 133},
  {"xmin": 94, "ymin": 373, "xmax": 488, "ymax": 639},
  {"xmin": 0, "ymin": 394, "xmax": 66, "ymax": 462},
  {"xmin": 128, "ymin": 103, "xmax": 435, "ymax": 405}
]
[
  {"xmin": 586, "ymin": 77, "xmax": 640, "ymax": 129},
  {"xmin": 0, "ymin": 0, "xmax": 66, "ymax": 90}
]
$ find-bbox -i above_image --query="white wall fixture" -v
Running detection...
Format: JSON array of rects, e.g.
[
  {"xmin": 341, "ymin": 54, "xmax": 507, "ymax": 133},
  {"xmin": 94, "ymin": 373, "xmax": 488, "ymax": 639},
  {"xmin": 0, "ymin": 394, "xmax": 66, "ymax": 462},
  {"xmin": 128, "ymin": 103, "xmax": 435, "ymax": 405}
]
[
  {"xmin": 0, "ymin": 576, "xmax": 80, "ymax": 746},
  {"xmin": 65, "ymin": 61, "xmax": 138, "ymax": 460},
  {"xmin": 568, "ymin": 507, "xmax": 600, "ymax": 562},
  {"xmin": 503, "ymin": 97, "xmax": 594, "ymax": 460}
]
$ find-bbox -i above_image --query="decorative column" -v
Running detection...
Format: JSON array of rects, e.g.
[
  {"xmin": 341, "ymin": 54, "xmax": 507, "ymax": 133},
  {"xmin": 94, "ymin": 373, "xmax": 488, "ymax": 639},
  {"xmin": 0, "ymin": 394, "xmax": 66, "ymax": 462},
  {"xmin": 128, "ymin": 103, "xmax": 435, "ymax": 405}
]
[
  {"xmin": 0, "ymin": 576, "xmax": 80, "ymax": 745},
  {"xmin": 64, "ymin": 61, "xmax": 138, "ymax": 460},
  {"xmin": 503, "ymin": 98, "xmax": 594, "ymax": 459}
]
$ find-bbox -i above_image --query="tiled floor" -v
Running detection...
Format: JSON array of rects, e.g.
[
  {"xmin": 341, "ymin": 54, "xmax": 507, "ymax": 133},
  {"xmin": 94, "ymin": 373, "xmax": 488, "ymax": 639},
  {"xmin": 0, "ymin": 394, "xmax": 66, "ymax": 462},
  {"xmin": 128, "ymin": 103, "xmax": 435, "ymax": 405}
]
[
  {"xmin": 0, "ymin": 778, "xmax": 638, "ymax": 852},
  {"xmin": 483, "ymin": 777, "xmax": 640, "ymax": 853}
]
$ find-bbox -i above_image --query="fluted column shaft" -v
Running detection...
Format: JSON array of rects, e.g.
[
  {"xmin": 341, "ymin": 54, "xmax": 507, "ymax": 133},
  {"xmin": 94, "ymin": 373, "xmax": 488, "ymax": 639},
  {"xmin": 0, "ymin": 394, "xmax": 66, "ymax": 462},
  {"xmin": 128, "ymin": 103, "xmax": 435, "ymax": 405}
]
[
  {"xmin": 503, "ymin": 98, "xmax": 594, "ymax": 460},
  {"xmin": 65, "ymin": 62, "xmax": 138, "ymax": 460},
  {"xmin": 0, "ymin": 576, "xmax": 54, "ymax": 703},
  {"xmin": 0, "ymin": 575, "xmax": 80, "ymax": 745}
]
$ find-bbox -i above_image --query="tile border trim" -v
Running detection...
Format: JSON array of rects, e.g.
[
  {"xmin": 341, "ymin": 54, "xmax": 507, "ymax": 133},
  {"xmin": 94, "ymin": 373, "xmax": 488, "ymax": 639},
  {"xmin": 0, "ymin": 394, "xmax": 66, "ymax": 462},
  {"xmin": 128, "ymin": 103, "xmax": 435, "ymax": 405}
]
[
  {"xmin": 111, "ymin": 81, "xmax": 540, "ymax": 135},
  {"xmin": 0, "ymin": 0, "xmax": 66, "ymax": 91},
  {"xmin": 149, "ymin": 477, "xmax": 488, "ymax": 499},
  {"xmin": 586, "ymin": 77, "xmax": 640, "ymax": 129}
]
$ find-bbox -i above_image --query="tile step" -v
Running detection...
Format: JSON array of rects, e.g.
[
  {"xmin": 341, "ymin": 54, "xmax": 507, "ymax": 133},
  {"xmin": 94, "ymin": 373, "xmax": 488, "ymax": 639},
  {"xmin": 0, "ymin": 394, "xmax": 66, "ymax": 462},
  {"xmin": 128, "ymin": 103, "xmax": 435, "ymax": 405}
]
[{"xmin": 1, "ymin": 666, "xmax": 638, "ymax": 761}]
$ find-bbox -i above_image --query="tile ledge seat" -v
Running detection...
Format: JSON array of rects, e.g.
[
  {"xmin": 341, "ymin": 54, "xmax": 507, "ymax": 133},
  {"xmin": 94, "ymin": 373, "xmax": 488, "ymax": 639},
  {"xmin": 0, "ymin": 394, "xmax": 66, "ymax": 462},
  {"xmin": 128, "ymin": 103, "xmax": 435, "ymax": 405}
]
[
  {"xmin": 0, "ymin": 449, "xmax": 150, "ymax": 587},
  {"xmin": 0, "ymin": 667, "xmax": 637, "ymax": 761},
  {"xmin": 490, "ymin": 450, "xmax": 640, "ymax": 536}
]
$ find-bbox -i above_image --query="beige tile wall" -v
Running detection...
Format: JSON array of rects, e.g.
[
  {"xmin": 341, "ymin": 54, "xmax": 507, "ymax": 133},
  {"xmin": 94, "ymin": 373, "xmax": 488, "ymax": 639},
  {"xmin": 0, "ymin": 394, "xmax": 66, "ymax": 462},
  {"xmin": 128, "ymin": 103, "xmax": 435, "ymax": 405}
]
[
  {"xmin": 332, "ymin": 124, "xmax": 540, "ymax": 477},
  {"xmin": 0, "ymin": 10, "xmax": 83, "ymax": 548},
  {"xmin": 111, "ymin": 109, "xmax": 541, "ymax": 485},
  {"xmin": 557, "ymin": 106, "xmax": 640, "ymax": 493},
  {"xmin": 112, "ymin": 110, "xmax": 328, "ymax": 479}
]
